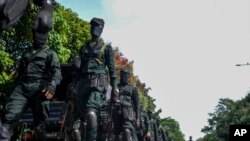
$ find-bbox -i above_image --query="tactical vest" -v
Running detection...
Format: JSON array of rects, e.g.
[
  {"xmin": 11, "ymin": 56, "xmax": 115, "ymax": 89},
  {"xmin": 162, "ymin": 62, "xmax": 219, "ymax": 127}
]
[
  {"xmin": 81, "ymin": 41, "xmax": 108, "ymax": 74},
  {"xmin": 119, "ymin": 84, "xmax": 135, "ymax": 107},
  {"xmin": 20, "ymin": 47, "xmax": 53, "ymax": 80},
  {"xmin": 119, "ymin": 84, "xmax": 136, "ymax": 121}
]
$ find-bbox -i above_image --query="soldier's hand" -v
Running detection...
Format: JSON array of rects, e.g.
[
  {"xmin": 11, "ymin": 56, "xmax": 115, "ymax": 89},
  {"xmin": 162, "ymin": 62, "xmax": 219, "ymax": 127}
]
[
  {"xmin": 112, "ymin": 89, "xmax": 120, "ymax": 104},
  {"xmin": 145, "ymin": 132, "xmax": 151, "ymax": 138},
  {"xmin": 136, "ymin": 119, "xmax": 140, "ymax": 127},
  {"xmin": 112, "ymin": 88, "xmax": 119, "ymax": 96},
  {"xmin": 42, "ymin": 89, "xmax": 54, "ymax": 100}
]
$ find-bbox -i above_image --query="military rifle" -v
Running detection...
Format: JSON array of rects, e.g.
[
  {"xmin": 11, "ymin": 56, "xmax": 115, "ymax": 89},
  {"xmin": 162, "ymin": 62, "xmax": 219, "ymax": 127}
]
[
  {"xmin": 107, "ymin": 99, "xmax": 116, "ymax": 141},
  {"xmin": 106, "ymin": 86, "xmax": 116, "ymax": 141}
]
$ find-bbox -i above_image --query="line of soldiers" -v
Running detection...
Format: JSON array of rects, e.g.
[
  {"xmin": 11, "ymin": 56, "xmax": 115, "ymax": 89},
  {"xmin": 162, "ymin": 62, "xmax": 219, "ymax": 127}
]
[
  {"xmin": 0, "ymin": 1, "xmax": 169, "ymax": 140},
  {"xmin": 65, "ymin": 67, "xmax": 170, "ymax": 141},
  {"xmin": 59, "ymin": 17, "xmax": 170, "ymax": 141}
]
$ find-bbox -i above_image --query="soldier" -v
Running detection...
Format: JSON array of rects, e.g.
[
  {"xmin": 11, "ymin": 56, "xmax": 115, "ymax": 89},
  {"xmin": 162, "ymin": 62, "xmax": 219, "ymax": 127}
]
[
  {"xmin": 188, "ymin": 136, "xmax": 193, "ymax": 141},
  {"xmin": 138, "ymin": 104, "xmax": 151, "ymax": 141},
  {"xmin": 76, "ymin": 17, "xmax": 119, "ymax": 141},
  {"xmin": 0, "ymin": 14, "xmax": 61, "ymax": 141},
  {"xmin": 63, "ymin": 61, "xmax": 82, "ymax": 141},
  {"xmin": 156, "ymin": 118, "xmax": 168, "ymax": 141},
  {"xmin": 113, "ymin": 68, "xmax": 139, "ymax": 141},
  {"xmin": 148, "ymin": 111, "xmax": 158, "ymax": 141}
]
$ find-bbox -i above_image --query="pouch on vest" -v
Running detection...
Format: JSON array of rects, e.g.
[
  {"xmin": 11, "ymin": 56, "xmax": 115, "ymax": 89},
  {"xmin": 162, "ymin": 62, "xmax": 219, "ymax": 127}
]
[
  {"xmin": 0, "ymin": 0, "xmax": 29, "ymax": 29},
  {"xmin": 89, "ymin": 74, "xmax": 108, "ymax": 92},
  {"xmin": 122, "ymin": 106, "xmax": 134, "ymax": 121}
]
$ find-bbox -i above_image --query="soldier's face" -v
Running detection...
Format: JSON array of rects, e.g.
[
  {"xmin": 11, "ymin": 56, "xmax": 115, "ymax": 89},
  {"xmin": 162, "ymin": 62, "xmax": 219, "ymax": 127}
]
[
  {"xmin": 91, "ymin": 24, "xmax": 103, "ymax": 37},
  {"xmin": 33, "ymin": 30, "xmax": 48, "ymax": 47},
  {"xmin": 120, "ymin": 72, "xmax": 130, "ymax": 83}
]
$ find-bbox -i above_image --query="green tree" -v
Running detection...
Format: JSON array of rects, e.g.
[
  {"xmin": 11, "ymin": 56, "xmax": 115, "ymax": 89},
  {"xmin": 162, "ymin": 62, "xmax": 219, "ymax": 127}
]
[
  {"xmin": 199, "ymin": 93, "xmax": 250, "ymax": 141},
  {"xmin": 161, "ymin": 117, "xmax": 185, "ymax": 141}
]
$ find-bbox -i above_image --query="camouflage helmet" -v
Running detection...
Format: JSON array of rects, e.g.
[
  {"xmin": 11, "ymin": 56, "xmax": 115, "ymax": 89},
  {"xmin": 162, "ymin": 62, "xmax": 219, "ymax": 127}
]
[
  {"xmin": 120, "ymin": 68, "xmax": 130, "ymax": 74},
  {"xmin": 90, "ymin": 17, "xmax": 105, "ymax": 27}
]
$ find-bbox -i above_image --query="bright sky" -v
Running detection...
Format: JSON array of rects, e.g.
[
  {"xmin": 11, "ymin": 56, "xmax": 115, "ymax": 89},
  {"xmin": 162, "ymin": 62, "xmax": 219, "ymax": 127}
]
[{"xmin": 58, "ymin": 0, "xmax": 250, "ymax": 140}]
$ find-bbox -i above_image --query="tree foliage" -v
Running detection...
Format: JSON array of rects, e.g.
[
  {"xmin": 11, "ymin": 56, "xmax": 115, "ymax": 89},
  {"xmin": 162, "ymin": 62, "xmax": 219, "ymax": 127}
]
[
  {"xmin": 198, "ymin": 93, "xmax": 250, "ymax": 141},
  {"xmin": 0, "ymin": 40, "xmax": 14, "ymax": 94},
  {"xmin": 161, "ymin": 117, "xmax": 185, "ymax": 141},
  {"xmin": 48, "ymin": 4, "xmax": 91, "ymax": 63}
]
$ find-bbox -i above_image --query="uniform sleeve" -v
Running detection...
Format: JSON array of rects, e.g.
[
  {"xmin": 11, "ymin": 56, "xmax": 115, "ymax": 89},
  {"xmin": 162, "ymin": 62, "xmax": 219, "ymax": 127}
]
[
  {"xmin": 47, "ymin": 51, "xmax": 62, "ymax": 94},
  {"xmin": 104, "ymin": 45, "xmax": 117, "ymax": 89},
  {"xmin": 133, "ymin": 87, "xmax": 139, "ymax": 120}
]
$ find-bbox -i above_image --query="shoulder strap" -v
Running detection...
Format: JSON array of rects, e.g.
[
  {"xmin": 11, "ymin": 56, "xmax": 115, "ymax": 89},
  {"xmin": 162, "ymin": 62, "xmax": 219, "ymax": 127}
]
[
  {"xmin": 100, "ymin": 44, "xmax": 107, "ymax": 54},
  {"xmin": 28, "ymin": 47, "xmax": 48, "ymax": 62},
  {"xmin": 95, "ymin": 44, "xmax": 107, "ymax": 65}
]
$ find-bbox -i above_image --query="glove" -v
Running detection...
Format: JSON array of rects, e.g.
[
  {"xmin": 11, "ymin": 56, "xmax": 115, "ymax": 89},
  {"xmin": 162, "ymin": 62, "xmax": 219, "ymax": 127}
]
[
  {"xmin": 46, "ymin": 84, "xmax": 56, "ymax": 94},
  {"xmin": 145, "ymin": 131, "xmax": 151, "ymax": 139},
  {"xmin": 42, "ymin": 85, "xmax": 55, "ymax": 100}
]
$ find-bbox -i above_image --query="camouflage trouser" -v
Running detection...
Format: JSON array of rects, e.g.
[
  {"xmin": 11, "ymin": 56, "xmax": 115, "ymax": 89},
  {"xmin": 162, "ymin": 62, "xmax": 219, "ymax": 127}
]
[
  {"xmin": 97, "ymin": 104, "xmax": 111, "ymax": 141},
  {"xmin": 76, "ymin": 76, "xmax": 106, "ymax": 141},
  {"xmin": 123, "ymin": 121, "xmax": 138, "ymax": 141},
  {"xmin": 114, "ymin": 115, "xmax": 138, "ymax": 141},
  {"xmin": 4, "ymin": 82, "xmax": 49, "ymax": 126},
  {"xmin": 2, "ymin": 82, "xmax": 49, "ymax": 141}
]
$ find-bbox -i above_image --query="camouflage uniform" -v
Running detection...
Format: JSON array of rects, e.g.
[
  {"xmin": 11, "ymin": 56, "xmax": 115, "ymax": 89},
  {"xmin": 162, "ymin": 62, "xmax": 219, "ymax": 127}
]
[
  {"xmin": 113, "ymin": 68, "xmax": 139, "ymax": 141},
  {"xmin": 2, "ymin": 46, "xmax": 61, "ymax": 141},
  {"xmin": 97, "ymin": 100, "xmax": 111, "ymax": 141},
  {"xmin": 157, "ymin": 126, "xmax": 168, "ymax": 141},
  {"xmin": 76, "ymin": 17, "xmax": 117, "ymax": 141},
  {"xmin": 0, "ymin": 3, "xmax": 60, "ymax": 140},
  {"xmin": 64, "ymin": 76, "xmax": 81, "ymax": 141},
  {"xmin": 156, "ymin": 119, "xmax": 168, "ymax": 141},
  {"xmin": 138, "ymin": 110, "xmax": 151, "ymax": 141},
  {"xmin": 148, "ymin": 112, "xmax": 158, "ymax": 141}
]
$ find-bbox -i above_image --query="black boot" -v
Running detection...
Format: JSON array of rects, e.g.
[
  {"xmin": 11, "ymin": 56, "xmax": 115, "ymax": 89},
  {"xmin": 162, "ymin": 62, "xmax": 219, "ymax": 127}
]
[{"xmin": 34, "ymin": 123, "xmax": 47, "ymax": 141}]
